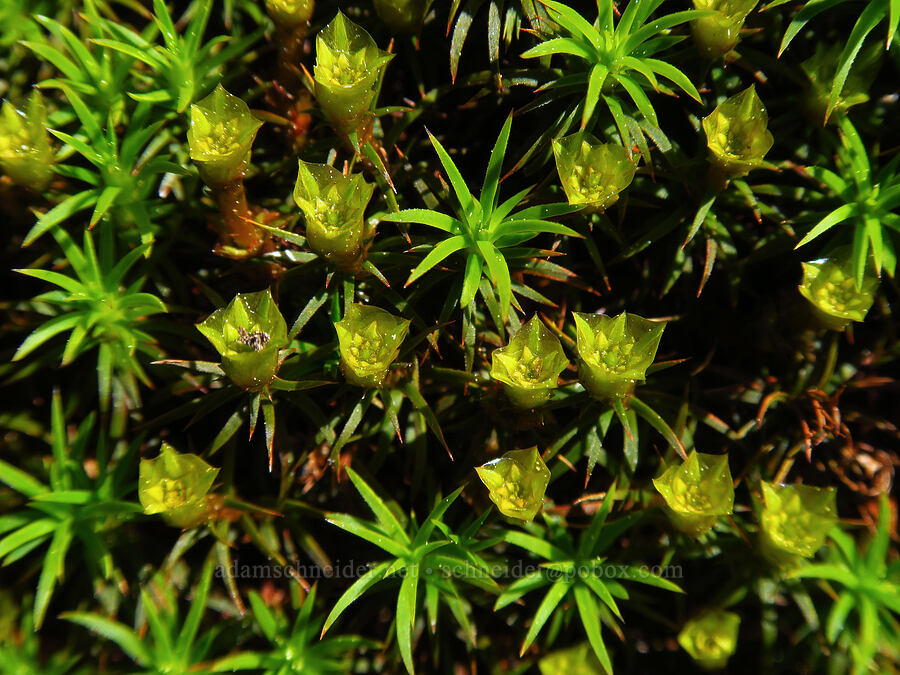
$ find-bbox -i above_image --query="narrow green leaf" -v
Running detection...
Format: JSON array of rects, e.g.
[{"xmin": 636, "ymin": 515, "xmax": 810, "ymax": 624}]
[
  {"xmin": 322, "ymin": 561, "xmax": 392, "ymax": 636},
  {"xmin": 345, "ymin": 467, "xmax": 411, "ymax": 544},
  {"xmin": 63, "ymin": 612, "xmax": 153, "ymax": 665},
  {"xmin": 406, "ymin": 235, "xmax": 468, "ymax": 286},
  {"xmin": 0, "ymin": 459, "xmax": 49, "ymax": 498},
  {"xmin": 24, "ymin": 190, "xmax": 99, "ymax": 246},
  {"xmin": 176, "ymin": 553, "xmax": 216, "ymax": 655},
  {"xmin": 519, "ymin": 579, "xmax": 569, "ymax": 656},
  {"xmin": 34, "ymin": 521, "xmax": 73, "ymax": 628},
  {"xmin": 573, "ymin": 584, "xmax": 613, "ymax": 674},
  {"xmin": 583, "ymin": 64, "xmax": 608, "ymax": 128},
  {"xmin": 397, "ymin": 562, "xmax": 421, "ymax": 674},
  {"xmin": 325, "ymin": 513, "xmax": 408, "ymax": 557},
  {"xmin": 460, "ymin": 254, "xmax": 483, "ymax": 309},
  {"xmin": 383, "ymin": 209, "xmax": 460, "ymax": 233},
  {"xmin": 480, "ymin": 114, "xmax": 513, "ymax": 214}
]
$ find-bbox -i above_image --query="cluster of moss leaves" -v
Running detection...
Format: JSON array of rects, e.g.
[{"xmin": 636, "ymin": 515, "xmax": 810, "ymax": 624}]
[{"xmin": 1, "ymin": 0, "xmax": 899, "ymax": 673}]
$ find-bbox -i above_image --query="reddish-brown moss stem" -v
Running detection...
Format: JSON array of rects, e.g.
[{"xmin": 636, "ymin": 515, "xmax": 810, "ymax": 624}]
[{"xmin": 213, "ymin": 178, "xmax": 262, "ymax": 254}]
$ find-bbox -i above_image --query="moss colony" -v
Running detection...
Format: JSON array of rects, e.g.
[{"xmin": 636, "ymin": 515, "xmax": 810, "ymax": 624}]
[{"xmin": 0, "ymin": 0, "xmax": 899, "ymax": 673}]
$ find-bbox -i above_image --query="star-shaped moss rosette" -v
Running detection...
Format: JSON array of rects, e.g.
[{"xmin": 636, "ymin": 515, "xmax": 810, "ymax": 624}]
[
  {"xmin": 691, "ymin": 0, "xmax": 757, "ymax": 60},
  {"xmin": 293, "ymin": 160, "xmax": 376, "ymax": 269},
  {"xmin": 552, "ymin": 132, "xmax": 636, "ymax": 213},
  {"xmin": 138, "ymin": 443, "xmax": 219, "ymax": 529},
  {"xmin": 490, "ymin": 315, "xmax": 569, "ymax": 409},
  {"xmin": 196, "ymin": 289, "xmax": 289, "ymax": 392},
  {"xmin": 187, "ymin": 84, "xmax": 263, "ymax": 187},
  {"xmin": 759, "ymin": 482, "xmax": 838, "ymax": 564},
  {"xmin": 677, "ymin": 610, "xmax": 741, "ymax": 670},
  {"xmin": 574, "ymin": 311, "xmax": 666, "ymax": 402},
  {"xmin": 374, "ymin": 0, "xmax": 431, "ymax": 34},
  {"xmin": 313, "ymin": 12, "xmax": 393, "ymax": 136},
  {"xmin": 798, "ymin": 255, "xmax": 878, "ymax": 331},
  {"xmin": 0, "ymin": 90, "xmax": 53, "ymax": 191},
  {"xmin": 653, "ymin": 452, "xmax": 734, "ymax": 537},
  {"xmin": 335, "ymin": 303, "xmax": 410, "ymax": 388},
  {"xmin": 702, "ymin": 85, "xmax": 775, "ymax": 178},
  {"xmin": 476, "ymin": 447, "xmax": 550, "ymax": 521}
]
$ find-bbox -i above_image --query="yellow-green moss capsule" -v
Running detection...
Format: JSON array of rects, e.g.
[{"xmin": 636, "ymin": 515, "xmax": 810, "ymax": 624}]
[
  {"xmin": 678, "ymin": 610, "xmax": 741, "ymax": 670},
  {"xmin": 196, "ymin": 289, "xmax": 289, "ymax": 391},
  {"xmin": 265, "ymin": 0, "xmax": 314, "ymax": 29},
  {"xmin": 798, "ymin": 256, "xmax": 878, "ymax": 331},
  {"xmin": 139, "ymin": 443, "xmax": 219, "ymax": 528},
  {"xmin": 552, "ymin": 132, "xmax": 636, "ymax": 212},
  {"xmin": 759, "ymin": 482, "xmax": 837, "ymax": 563},
  {"xmin": 334, "ymin": 303, "xmax": 410, "ymax": 388},
  {"xmin": 574, "ymin": 311, "xmax": 665, "ymax": 402},
  {"xmin": 653, "ymin": 452, "xmax": 734, "ymax": 537},
  {"xmin": 801, "ymin": 43, "xmax": 878, "ymax": 123},
  {"xmin": 313, "ymin": 12, "xmax": 393, "ymax": 135},
  {"xmin": 373, "ymin": 0, "xmax": 430, "ymax": 33},
  {"xmin": 490, "ymin": 316, "xmax": 568, "ymax": 409},
  {"xmin": 539, "ymin": 643, "xmax": 604, "ymax": 675},
  {"xmin": 691, "ymin": 0, "xmax": 757, "ymax": 60},
  {"xmin": 293, "ymin": 161, "xmax": 376, "ymax": 267},
  {"xmin": 187, "ymin": 84, "xmax": 263, "ymax": 186},
  {"xmin": 476, "ymin": 447, "xmax": 550, "ymax": 521},
  {"xmin": 0, "ymin": 90, "xmax": 53, "ymax": 191},
  {"xmin": 702, "ymin": 85, "xmax": 774, "ymax": 178}
]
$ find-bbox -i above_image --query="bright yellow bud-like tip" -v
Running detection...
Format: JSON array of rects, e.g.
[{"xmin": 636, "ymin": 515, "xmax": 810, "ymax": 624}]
[
  {"xmin": 313, "ymin": 12, "xmax": 393, "ymax": 133},
  {"xmin": 0, "ymin": 90, "xmax": 54, "ymax": 191},
  {"xmin": 678, "ymin": 609, "xmax": 741, "ymax": 670},
  {"xmin": 702, "ymin": 85, "xmax": 774, "ymax": 177},
  {"xmin": 139, "ymin": 443, "xmax": 219, "ymax": 529},
  {"xmin": 196, "ymin": 289, "xmax": 289, "ymax": 391},
  {"xmin": 759, "ymin": 481, "xmax": 837, "ymax": 563},
  {"xmin": 187, "ymin": 84, "xmax": 263, "ymax": 185},
  {"xmin": 574, "ymin": 311, "xmax": 665, "ymax": 401},
  {"xmin": 798, "ymin": 256, "xmax": 878, "ymax": 331},
  {"xmin": 653, "ymin": 451, "xmax": 734, "ymax": 536},
  {"xmin": 293, "ymin": 161, "xmax": 375, "ymax": 266},
  {"xmin": 552, "ymin": 132, "xmax": 636, "ymax": 212},
  {"xmin": 476, "ymin": 447, "xmax": 550, "ymax": 521},
  {"xmin": 334, "ymin": 303, "xmax": 410, "ymax": 388},
  {"xmin": 490, "ymin": 315, "xmax": 568, "ymax": 408}
]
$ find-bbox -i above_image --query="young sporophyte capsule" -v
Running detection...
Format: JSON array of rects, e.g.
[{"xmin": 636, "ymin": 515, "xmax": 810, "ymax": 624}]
[
  {"xmin": 653, "ymin": 452, "xmax": 734, "ymax": 537},
  {"xmin": 490, "ymin": 315, "xmax": 569, "ymax": 409},
  {"xmin": 573, "ymin": 311, "xmax": 666, "ymax": 402},
  {"xmin": 334, "ymin": 303, "xmax": 410, "ymax": 388},
  {"xmin": 196, "ymin": 289, "xmax": 289, "ymax": 391},
  {"xmin": 313, "ymin": 12, "xmax": 393, "ymax": 135},
  {"xmin": 801, "ymin": 42, "xmax": 879, "ymax": 123},
  {"xmin": 293, "ymin": 160, "xmax": 376, "ymax": 268},
  {"xmin": 538, "ymin": 643, "xmax": 604, "ymax": 674},
  {"xmin": 0, "ymin": 90, "xmax": 53, "ymax": 191},
  {"xmin": 138, "ymin": 443, "xmax": 219, "ymax": 529},
  {"xmin": 264, "ymin": 0, "xmax": 314, "ymax": 30},
  {"xmin": 187, "ymin": 84, "xmax": 263, "ymax": 186},
  {"xmin": 691, "ymin": 0, "xmax": 757, "ymax": 60},
  {"xmin": 476, "ymin": 447, "xmax": 551, "ymax": 522},
  {"xmin": 677, "ymin": 610, "xmax": 741, "ymax": 670},
  {"xmin": 798, "ymin": 256, "xmax": 878, "ymax": 331},
  {"xmin": 373, "ymin": 0, "xmax": 430, "ymax": 34},
  {"xmin": 552, "ymin": 132, "xmax": 636, "ymax": 212},
  {"xmin": 702, "ymin": 85, "xmax": 774, "ymax": 178},
  {"xmin": 759, "ymin": 482, "xmax": 837, "ymax": 564}
]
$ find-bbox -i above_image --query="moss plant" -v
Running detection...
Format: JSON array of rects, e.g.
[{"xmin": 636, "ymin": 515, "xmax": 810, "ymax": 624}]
[{"xmin": 187, "ymin": 84, "xmax": 266, "ymax": 256}]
